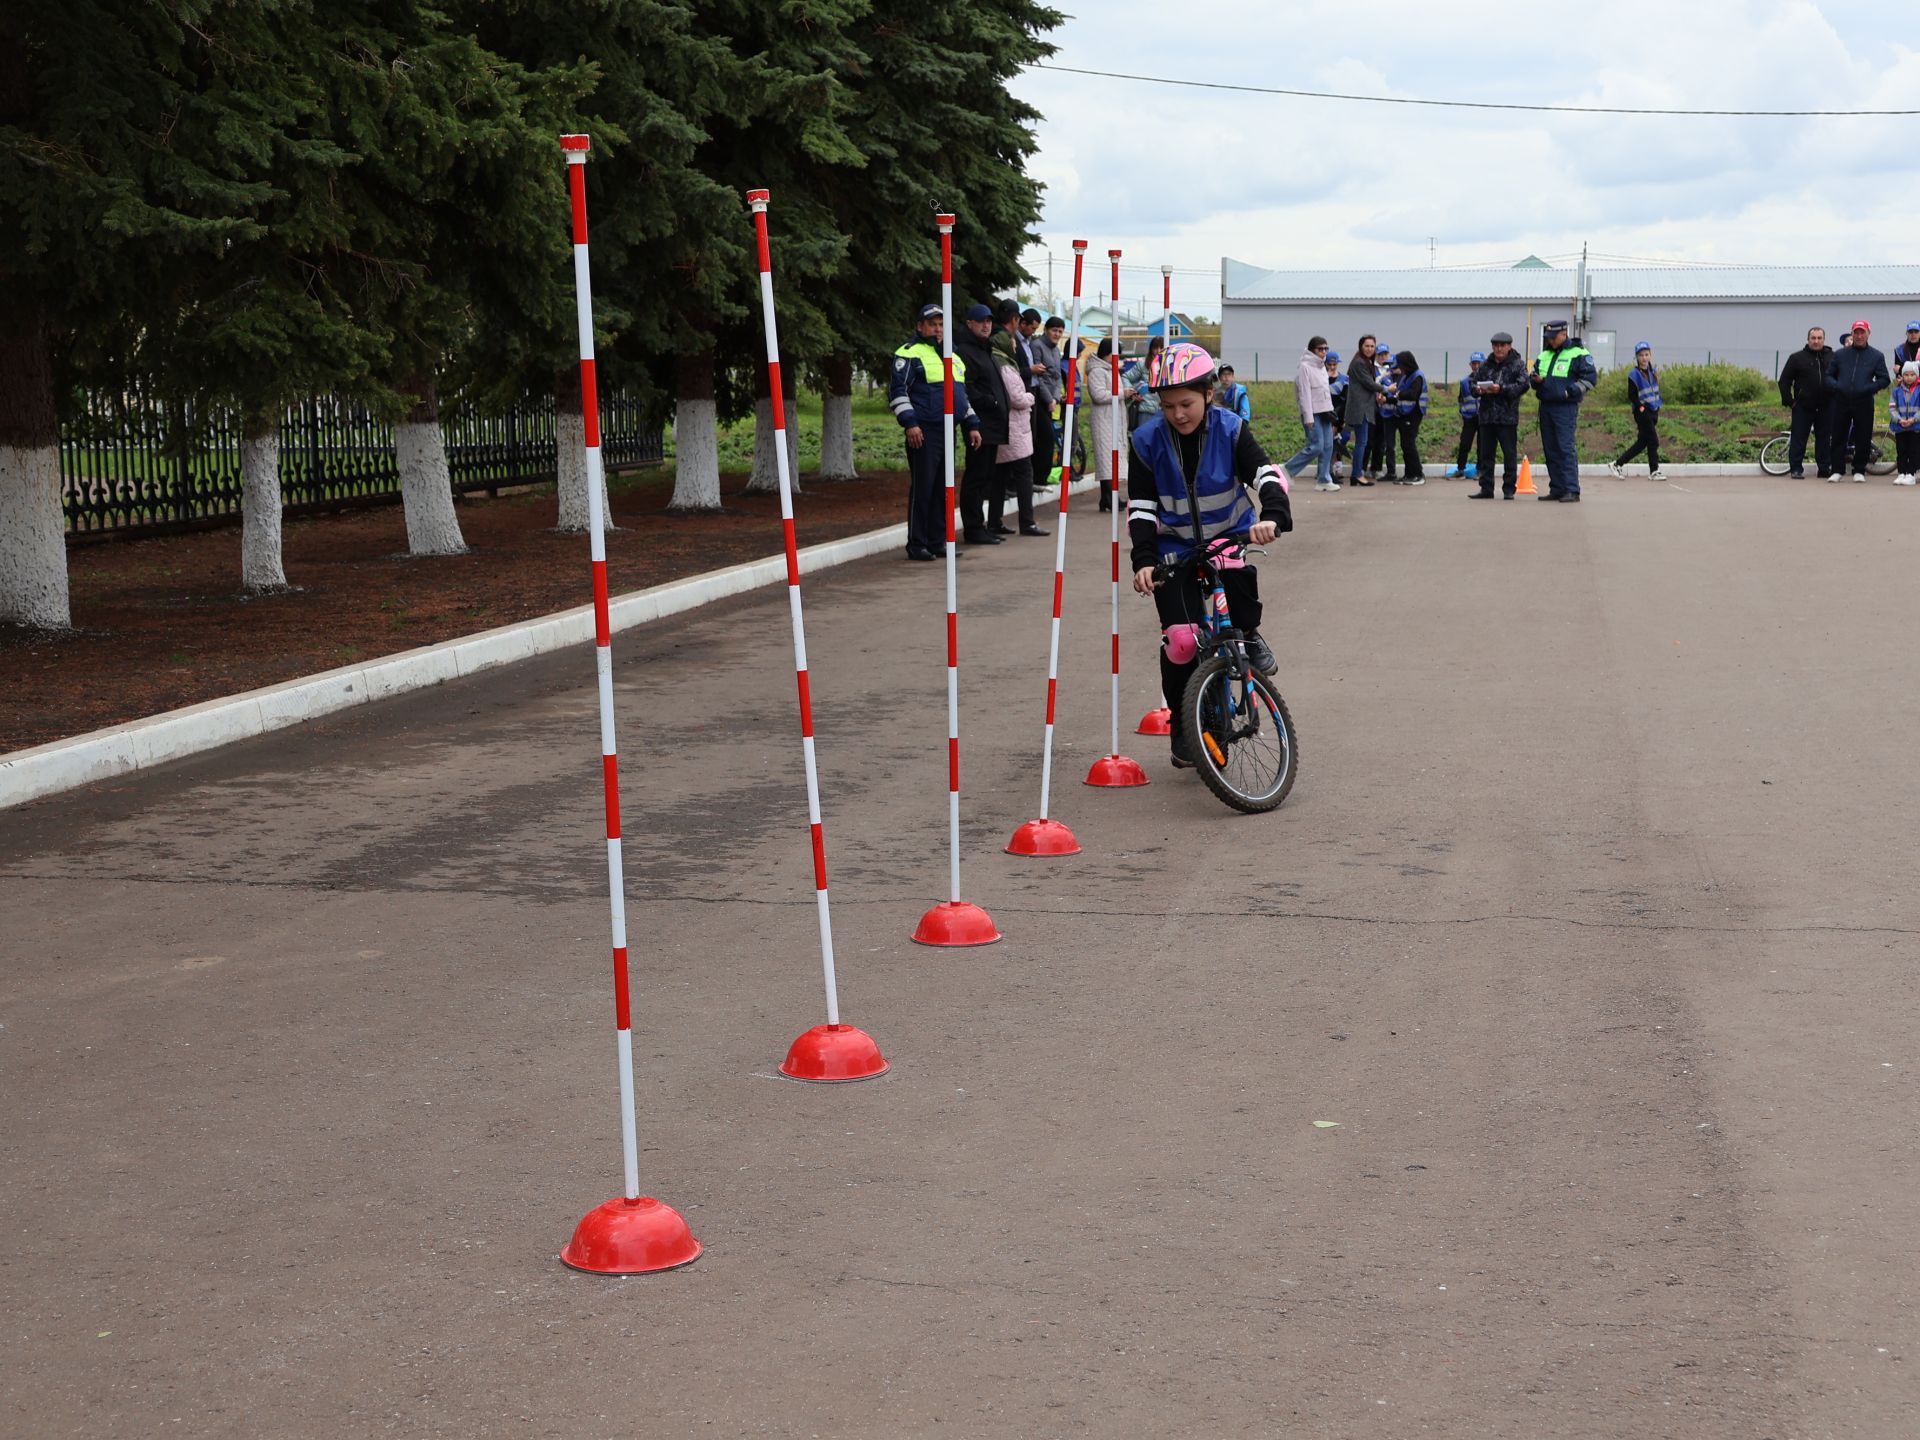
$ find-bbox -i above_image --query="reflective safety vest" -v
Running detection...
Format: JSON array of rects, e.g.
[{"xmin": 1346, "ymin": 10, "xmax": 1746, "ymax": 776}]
[
  {"xmin": 1541, "ymin": 344, "xmax": 1591, "ymax": 379},
  {"xmin": 1134, "ymin": 407, "xmax": 1257, "ymax": 562},
  {"xmin": 894, "ymin": 339, "xmax": 966, "ymax": 385},
  {"xmin": 1458, "ymin": 378, "xmax": 1479, "ymax": 420},
  {"xmin": 1628, "ymin": 365, "xmax": 1662, "ymax": 412},
  {"xmin": 1890, "ymin": 381, "xmax": 1920, "ymax": 426},
  {"xmin": 890, "ymin": 337, "xmax": 969, "ymax": 427},
  {"xmin": 1395, "ymin": 371, "xmax": 1429, "ymax": 418}
]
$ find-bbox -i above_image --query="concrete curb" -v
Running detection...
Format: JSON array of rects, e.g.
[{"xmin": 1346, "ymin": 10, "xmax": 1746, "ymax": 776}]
[
  {"xmin": 1, "ymin": 477, "xmax": 1103, "ymax": 811},
  {"xmin": 1576, "ymin": 463, "xmax": 1765, "ymax": 477}
]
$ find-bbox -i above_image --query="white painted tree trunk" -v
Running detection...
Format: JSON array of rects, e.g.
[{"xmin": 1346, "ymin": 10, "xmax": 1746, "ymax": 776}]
[
  {"xmin": 819, "ymin": 391, "xmax": 857, "ymax": 480},
  {"xmin": 0, "ymin": 442, "xmax": 69, "ymax": 628},
  {"xmin": 240, "ymin": 426, "xmax": 288, "ymax": 592},
  {"xmin": 554, "ymin": 407, "xmax": 610, "ymax": 532},
  {"xmin": 668, "ymin": 398, "xmax": 721, "ymax": 510},
  {"xmin": 746, "ymin": 395, "xmax": 802, "ymax": 494},
  {"xmin": 395, "ymin": 420, "xmax": 466, "ymax": 555}
]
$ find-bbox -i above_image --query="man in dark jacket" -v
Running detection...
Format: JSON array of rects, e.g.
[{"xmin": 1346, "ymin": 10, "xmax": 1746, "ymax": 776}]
[
  {"xmin": 1468, "ymin": 331, "xmax": 1531, "ymax": 500},
  {"xmin": 1826, "ymin": 320, "xmax": 1891, "ymax": 481},
  {"xmin": 955, "ymin": 302, "xmax": 1011, "ymax": 540},
  {"xmin": 1529, "ymin": 320, "xmax": 1597, "ymax": 501},
  {"xmin": 1777, "ymin": 326, "xmax": 1835, "ymax": 479},
  {"xmin": 890, "ymin": 303, "xmax": 983, "ymax": 560}
]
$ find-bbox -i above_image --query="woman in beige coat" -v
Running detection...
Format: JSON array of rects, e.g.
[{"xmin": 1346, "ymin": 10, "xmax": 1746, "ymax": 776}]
[{"xmin": 1086, "ymin": 338, "xmax": 1126, "ymax": 512}]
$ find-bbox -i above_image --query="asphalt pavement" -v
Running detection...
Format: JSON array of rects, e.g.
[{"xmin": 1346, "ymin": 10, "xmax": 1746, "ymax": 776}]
[{"xmin": 3, "ymin": 474, "xmax": 1915, "ymax": 1438}]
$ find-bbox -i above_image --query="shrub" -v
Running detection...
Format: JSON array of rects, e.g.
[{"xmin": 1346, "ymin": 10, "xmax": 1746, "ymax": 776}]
[{"xmin": 1594, "ymin": 361, "xmax": 1772, "ymax": 406}]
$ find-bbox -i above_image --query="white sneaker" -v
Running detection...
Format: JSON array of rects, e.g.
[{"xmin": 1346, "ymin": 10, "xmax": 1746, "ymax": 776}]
[
  {"xmin": 1316, "ymin": 480, "xmax": 1341, "ymax": 491},
  {"xmin": 1649, "ymin": 468, "xmax": 1667, "ymax": 481},
  {"xmin": 1854, "ymin": 472, "xmax": 1868, "ymax": 483},
  {"xmin": 1827, "ymin": 473, "xmax": 1843, "ymax": 483},
  {"xmin": 1608, "ymin": 462, "xmax": 1626, "ymax": 478},
  {"xmin": 1898, "ymin": 474, "xmax": 1917, "ymax": 486}
]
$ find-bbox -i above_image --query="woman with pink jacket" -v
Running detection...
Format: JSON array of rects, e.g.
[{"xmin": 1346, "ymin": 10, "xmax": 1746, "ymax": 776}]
[{"xmin": 989, "ymin": 330, "xmax": 1047, "ymax": 535}]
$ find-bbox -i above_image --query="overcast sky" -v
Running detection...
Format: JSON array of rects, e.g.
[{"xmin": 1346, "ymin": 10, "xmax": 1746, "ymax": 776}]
[{"xmin": 1008, "ymin": 2, "xmax": 1907, "ymax": 319}]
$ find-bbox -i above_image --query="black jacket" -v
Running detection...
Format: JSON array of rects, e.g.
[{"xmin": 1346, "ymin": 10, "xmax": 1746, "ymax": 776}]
[
  {"xmin": 1469, "ymin": 351, "xmax": 1530, "ymax": 426},
  {"xmin": 1778, "ymin": 345, "xmax": 1835, "ymax": 409},
  {"xmin": 1827, "ymin": 343, "xmax": 1890, "ymax": 403},
  {"xmin": 954, "ymin": 330, "xmax": 1010, "ymax": 445}
]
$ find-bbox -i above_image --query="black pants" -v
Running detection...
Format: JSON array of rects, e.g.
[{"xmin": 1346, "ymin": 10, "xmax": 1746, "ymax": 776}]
[
  {"xmin": 1788, "ymin": 400, "xmax": 1833, "ymax": 476},
  {"xmin": 991, "ymin": 455, "xmax": 1035, "ymax": 529},
  {"xmin": 1374, "ymin": 415, "xmax": 1397, "ymax": 476},
  {"xmin": 1368, "ymin": 416, "xmax": 1390, "ymax": 474},
  {"xmin": 1837, "ymin": 396, "xmax": 1876, "ymax": 475},
  {"xmin": 1897, "ymin": 428, "xmax": 1920, "ymax": 473},
  {"xmin": 1153, "ymin": 564, "xmax": 1263, "ymax": 750},
  {"xmin": 1475, "ymin": 421, "xmax": 1519, "ymax": 493},
  {"xmin": 961, "ymin": 439, "xmax": 997, "ymax": 537},
  {"xmin": 1398, "ymin": 415, "xmax": 1424, "ymax": 479},
  {"xmin": 1031, "ymin": 402, "xmax": 1056, "ymax": 474},
  {"xmin": 1455, "ymin": 418, "xmax": 1479, "ymax": 470},
  {"xmin": 1616, "ymin": 409, "xmax": 1661, "ymax": 469},
  {"xmin": 904, "ymin": 433, "xmax": 946, "ymax": 553}
]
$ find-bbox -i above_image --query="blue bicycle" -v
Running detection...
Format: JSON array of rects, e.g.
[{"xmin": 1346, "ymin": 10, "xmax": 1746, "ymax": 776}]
[{"xmin": 1151, "ymin": 535, "xmax": 1298, "ymax": 813}]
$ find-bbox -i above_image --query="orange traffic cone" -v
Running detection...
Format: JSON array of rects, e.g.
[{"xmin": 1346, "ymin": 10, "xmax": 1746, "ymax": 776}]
[{"xmin": 1515, "ymin": 455, "xmax": 1537, "ymax": 495}]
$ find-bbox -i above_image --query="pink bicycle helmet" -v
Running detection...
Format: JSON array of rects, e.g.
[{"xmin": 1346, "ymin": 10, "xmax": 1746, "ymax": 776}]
[{"xmin": 1150, "ymin": 341, "xmax": 1217, "ymax": 391}]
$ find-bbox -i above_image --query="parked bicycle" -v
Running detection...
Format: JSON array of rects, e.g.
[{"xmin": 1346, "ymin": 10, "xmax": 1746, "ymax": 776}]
[
  {"xmin": 1760, "ymin": 429, "xmax": 1894, "ymax": 476},
  {"xmin": 1148, "ymin": 535, "xmax": 1297, "ymax": 813}
]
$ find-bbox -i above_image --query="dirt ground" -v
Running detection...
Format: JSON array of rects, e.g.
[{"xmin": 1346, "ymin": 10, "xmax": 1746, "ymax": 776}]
[
  {"xmin": 4, "ymin": 474, "xmax": 1918, "ymax": 1437},
  {"xmin": 1, "ymin": 468, "xmax": 908, "ymax": 752}
]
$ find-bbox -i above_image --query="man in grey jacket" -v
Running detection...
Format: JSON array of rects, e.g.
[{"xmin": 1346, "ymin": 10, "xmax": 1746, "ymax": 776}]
[
  {"xmin": 1468, "ymin": 331, "xmax": 1531, "ymax": 500},
  {"xmin": 1026, "ymin": 310, "xmax": 1063, "ymax": 474}
]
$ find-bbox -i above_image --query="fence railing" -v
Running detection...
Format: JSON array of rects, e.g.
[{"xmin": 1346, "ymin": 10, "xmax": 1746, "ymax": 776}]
[{"xmin": 60, "ymin": 388, "xmax": 664, "ymax": 540}]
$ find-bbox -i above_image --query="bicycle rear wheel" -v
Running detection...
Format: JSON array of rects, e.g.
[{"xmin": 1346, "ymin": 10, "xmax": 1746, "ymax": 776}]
[
  {"xmin": 1759, "ymin": 435, "xmax": 1791, "ymax": 476},
  {"xmin": 1181, "ymin": 655, "xmax": 1297, "ymax": 814},
  {"xmin": 1868, "ymin": 442, "xmax": 1897, "ymax": 476}
]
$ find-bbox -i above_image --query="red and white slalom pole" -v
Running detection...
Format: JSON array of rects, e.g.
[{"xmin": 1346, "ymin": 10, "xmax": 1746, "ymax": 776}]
[
  {"xmin": 912, "ymin": 212, "xmax": 1000, "ymax": 946},
  {"xmin": 1007, "ymin": 241, "xmax": 1089, "ymax": 856},
  {"xmin": 1137, "ymin": 263, "xmax": 1176, "ymax": 738},
  {"xmin": 1086, "ymin": 249, "xmax": 1147, "ymax": 789},
  {"xmin": 748, "ymin": 189, "xmax": 888, "ymax": 1082},
  {"xmin": 555, "ymin": 134, "xmax": 700, "ymax": 1277}
]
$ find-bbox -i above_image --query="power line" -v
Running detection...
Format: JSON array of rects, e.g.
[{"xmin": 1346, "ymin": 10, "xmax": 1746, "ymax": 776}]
[{"xmin": 1028, "ymin": 63, "xmax": 1920, "ymax": 118}]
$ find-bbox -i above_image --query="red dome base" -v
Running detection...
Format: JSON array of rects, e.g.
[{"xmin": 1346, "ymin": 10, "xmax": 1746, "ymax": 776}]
[
  {"xmin": 911, "ymin": 900, "xmax": 1002, "ymax": 946},
  {"xmin": 780, "ymin": 1023, "xmax": 889, "ymax": 1082},
  {"xmin": 1006, "ymin": 817, "xmax": 1081, "ymax": 856},
  {"xmin": 561, "ymin": 1195, "xmax": 702, "ymax": 1275},
  {"xmin": 1084, "ymin": 753, "xmax": 1150, "ymax": 788},
  {"xmin": 1136, "ymin": 707, "xmax": 1172, "ymax": 736}
]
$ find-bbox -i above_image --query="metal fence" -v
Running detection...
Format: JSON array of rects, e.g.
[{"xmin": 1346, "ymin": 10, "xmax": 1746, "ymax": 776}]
[{"xmin": 60, "ymin": 388, "xmax": 663, "ymax": 540}]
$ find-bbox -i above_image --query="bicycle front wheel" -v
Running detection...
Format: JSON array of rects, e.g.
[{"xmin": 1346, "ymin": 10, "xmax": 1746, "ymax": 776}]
[
  {"xmin": 1759, "ymin": 435, "xmax": 1790, "ymax": 475},
  {"xmin": 1868, "ymin": 443, "xmax": 1897, "ymax": 476},
  {"xmin": 1181, "ymin": 655, "xmax": 1297, "ymax": 814}
]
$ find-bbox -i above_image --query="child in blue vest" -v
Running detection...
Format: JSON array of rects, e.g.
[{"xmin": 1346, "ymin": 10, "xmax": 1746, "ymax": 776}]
[
  {"xmin": 1326, "ymin": 351, "xmax": 1351, "ymax": 474},
  {"xmin": 1609, "ymin": 342, "xmax": 1666, "ymax": 480},
  {"xmin": 1889, "ymin": 361, "xmax": 1920, "ymax": 484},
  {"xmin": 1128, "ymin": 343, "xmax": 1293, "ymax": 769},
  {"xmin": 1446, "ymin": 351, "xmax": 1483, "ymax": 478}
]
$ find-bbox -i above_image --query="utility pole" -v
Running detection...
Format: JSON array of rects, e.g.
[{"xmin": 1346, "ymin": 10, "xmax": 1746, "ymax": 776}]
[{"xmin": 1427, "ymin": 236, "xmax": 1437, "ymax": 269}]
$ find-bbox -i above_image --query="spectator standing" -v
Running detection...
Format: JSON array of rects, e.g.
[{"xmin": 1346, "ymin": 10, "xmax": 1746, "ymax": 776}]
[
  {"xmin": 1895, "ymin": 321, "xmax": 1920, "ymax": 370},
  {"xmin": 988, "ymin": 330, "xmax": 1049, "ymax": 532},
  {"xmin": 1826, "ymin": 320, "xmax": 1890, "ymax": 482},
  {"xmin": 1088, "ymin": 337, "xmax": 1126, "ymax": 512},
  {"xmin": 1529, "ymin": 320, "xmax": 1596, "ymax": 501},
  {"xmin": 1777, "ymin": 326, "xmax": 1835, "ymax": 479},
  {"xmin": 1609, "ymin": 342, "xmax": 1666, "ymax": 480},
  {"xmin": 1028, "ymin": 312, "xmax": 1065, "ymax": 474},
  {"xmin": 1345, "ymin": 335, "xmax": 1382, "ymax": 487},
  {"xmin": 1467, "ymin": 331, "xmax": 1529, "ymax": 500},
  {"xmin": 889, "ymin": 302, "xmax": 982, "ymax": 560},
  {"xmin": 1326, "ymin": 352, "xmax": 1350, "ymax": 475},
  {"xmin": 1284, "ymin": 336, "xmax": 1337, "ymax": 491},
  {"xmin": 1389, "ymin": 350, "xmax": 1428, "ymax": 484},
  {"xmin": 1889, "ymin": 361, "xmax": 1920, "ymax": 485},
  {"xmin": 1446, "ymin": 350, "xmax": 1483, "ymax": 478},
  {"xmin": 1370, "ymin": 339, "xmax": 1396, "ymax": 477},
  {"xmin": 954, "ymin": 302, "xmax": 1010, "ymax": 541},
  {"xmin": 1216, "ymin": 364, "xmax": 1253, "ymax": 421}
]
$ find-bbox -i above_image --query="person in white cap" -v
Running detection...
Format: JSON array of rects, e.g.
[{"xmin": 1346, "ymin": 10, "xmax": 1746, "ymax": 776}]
[
  {"xmin": 1889, "ymin": 361, "xmax": 1920, "ymax": 484},
  {"xmin": 1825, "ymin": 320, "xmax": 1889, "ymax": 481}
]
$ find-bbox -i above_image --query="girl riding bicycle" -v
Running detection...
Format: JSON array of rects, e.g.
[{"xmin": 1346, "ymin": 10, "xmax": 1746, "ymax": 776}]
[{"xmin": 1128, "ymin": 342, "xmax": 1294, "ymax": 769}]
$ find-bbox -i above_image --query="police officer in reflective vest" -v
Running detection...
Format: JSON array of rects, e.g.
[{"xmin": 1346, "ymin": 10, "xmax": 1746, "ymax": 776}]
[
  {"xmin": 1529, "ymin": 320, "xmax": 1597, "ymax": 501},
  {"xmin": 889, "ymin": 303, "xmax": 982, "ymax": 560}
]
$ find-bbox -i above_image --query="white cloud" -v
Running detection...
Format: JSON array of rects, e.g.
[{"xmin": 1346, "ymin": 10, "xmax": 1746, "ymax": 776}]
[{"xmin": 1010, "ymin": 2, "xmax": 1918, "ymax": 317}]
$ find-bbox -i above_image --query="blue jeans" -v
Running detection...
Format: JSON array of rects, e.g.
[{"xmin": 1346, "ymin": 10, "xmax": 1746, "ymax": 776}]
[
  {"xmin": 1539, "ymin": 403, "xmax": 1580, "ymax": 494},
  {"xmin": 1285, "ymin": 416, "xmax": 1334, "ymax": 485},
  {"xmin": 1348, "ymin": 420, "xmax": 1371, "ymax": 479}
]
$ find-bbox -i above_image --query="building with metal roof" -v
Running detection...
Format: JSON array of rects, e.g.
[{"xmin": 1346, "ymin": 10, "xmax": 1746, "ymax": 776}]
[{"xmin": 1220, "ymin": 259, "xmax": 1920, "ymax": 383}]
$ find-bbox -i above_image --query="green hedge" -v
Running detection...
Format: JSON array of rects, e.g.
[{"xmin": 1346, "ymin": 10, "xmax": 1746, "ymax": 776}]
[{"xmin": 1591, "ymin": 361, "xmax": 1773, "ymax": 407}]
